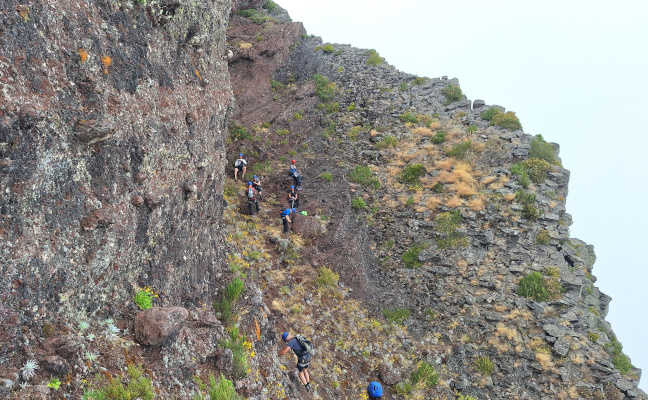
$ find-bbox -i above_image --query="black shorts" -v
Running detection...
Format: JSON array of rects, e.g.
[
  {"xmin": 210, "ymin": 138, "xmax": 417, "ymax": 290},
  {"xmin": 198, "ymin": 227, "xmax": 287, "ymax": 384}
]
[{"xmin": 297, "ymin": 353, "xmax": 311, "ymax": 371}]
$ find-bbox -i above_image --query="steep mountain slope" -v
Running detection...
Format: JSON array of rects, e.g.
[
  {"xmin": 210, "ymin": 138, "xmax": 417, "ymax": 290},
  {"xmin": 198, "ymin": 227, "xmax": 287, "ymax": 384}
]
[
  {"xmin": 224, "ymin": 3, "xmax": 647, "ymax": 399},
  {"xmin": 0, "ymin": 0, "xmax": 644, "ymax": 399}
]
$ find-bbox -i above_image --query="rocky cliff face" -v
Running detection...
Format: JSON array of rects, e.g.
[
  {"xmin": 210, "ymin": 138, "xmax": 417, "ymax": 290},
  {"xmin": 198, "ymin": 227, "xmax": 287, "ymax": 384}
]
[{"xmin": 0, "ymin": 1, "xmax": 645, "ymax": 399}]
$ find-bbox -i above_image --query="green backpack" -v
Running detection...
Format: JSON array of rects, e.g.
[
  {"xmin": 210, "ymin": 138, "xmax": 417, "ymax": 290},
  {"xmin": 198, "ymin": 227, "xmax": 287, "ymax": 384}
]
[{"xmin": 295, "ymin": 334, "xmax": 314, "ymax": 356}]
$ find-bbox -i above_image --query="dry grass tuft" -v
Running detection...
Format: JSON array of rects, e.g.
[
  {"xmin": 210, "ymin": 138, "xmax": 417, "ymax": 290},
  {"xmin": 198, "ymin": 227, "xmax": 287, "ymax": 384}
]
[
  {"xmin": 446, "ymin": 195, "xmax": 463, "ymax": 208},
  {"xmin": 481, "ymin": 176, "xmax": 497, "ymax": 186},
  {"xmin": 239, "ymin": 41, "xmax": 253, "ymax": 49},
  {"xmin": 453, "ymin": 182, "xmax": 477, "ymax": 197},
  {"xmin": 435, "ymin": 159, "xmax": 454, "ymax": 171},
  {"xmin": 503, "ymin": 193, "xmax": 516, "ymax": 201},
  {"xmin": 412, "ymin": 126, "xmax": 433, "ymax": 136},
  {"xmin": 468, "ymin": 196, "xmax": 485, "ymax": 211},
  {"xmin": 425, "ymin": 196, "xmax": 441, "ymax": 211}
]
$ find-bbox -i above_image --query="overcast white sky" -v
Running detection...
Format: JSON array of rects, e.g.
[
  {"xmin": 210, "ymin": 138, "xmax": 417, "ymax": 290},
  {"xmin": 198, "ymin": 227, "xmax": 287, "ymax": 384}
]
[{"xmin": 278, "ymin": 0, "xmax": 648, "ymax": 390}]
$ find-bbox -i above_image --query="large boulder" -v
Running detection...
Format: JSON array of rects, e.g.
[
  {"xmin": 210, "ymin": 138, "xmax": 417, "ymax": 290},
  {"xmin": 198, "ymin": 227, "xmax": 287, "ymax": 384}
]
[{"xmin": 135, "ymin": 307, "xmax": 188, "ymax": 346}]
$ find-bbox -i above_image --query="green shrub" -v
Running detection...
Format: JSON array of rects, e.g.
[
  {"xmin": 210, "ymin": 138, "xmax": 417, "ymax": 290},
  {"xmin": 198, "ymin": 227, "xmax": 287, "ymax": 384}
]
[
  {"xmin": 412, "ymin": 77, "xmax": 428, "ymax": 86},
  {"xmin": 193, "ymin": 374, "xmax": 242, "ymax": 400},
  {"xmin": 347, "ymin": 102, "xmax": 356, "ymax": 112},
  {"xmin": 399, "ymin": 111, "xmax": 418, "ymax": 124},
  {"xmin": 402, "ymin": 244, "xmax": 425, "ymax": 268},
  {"xmin": 319, "ymin": 172, "xmax": 333, "ymax": 182},
  {"xmin": 457, "ymin": 395, "xmax": 478, "ymax": 400},
  {"xmin": 394, "ymin": 381, "xmax": 413, "ymax": 395},
  {"xmin": 383, "ymin": 308, "xmax": 410, "ymax": 325},
  {"xmin": 349, "ymin": 165, "xmax": 380, "ymax": 189},
  {"xmin": 411, "ymin": 361, "xmax": 439, "ymax": 387},
  {"xmin": 400, "ymin": 164, "xmax": 426, "ymax": 184},
  {"xmin": 316, "ymin": 267, "xmax": 339, "ymax": 288},
  {"xmin": 134, "ymin": 288, "xmax": 154, "ymax": 310},
  {"xmin": 517, "ymin": 271, "xmax": 549, "ymax": 302},
  {"xmin": 475, "ymin": 356, "xmax": 494, "ymax": 375},
  {"xmin": 536, "ymin": 229, "xmax": 551, "ymax": 245},
  {"xmin": 431, "ymin": 132, "xmax": 446, "ymax": 144},
  {"xmin": 366, "ymin": 49, "xmax": 384, "ymax": 66},
  {"xmin": 270, "ymin": 79, "xmax": 285, "ymax": 91},
  {"xmin": 293, "ymin": 112, "xmax": 303, "ymax": 120},
  {"xmin": 347, "ymin": 126, "xmax": 365, "ymax": 140},
  {"xmin": 432, "ymin": 182, "xmax": 444, "ymax": 193},
  {"xmin": 352, "ymin": 197, "xmax": 367, "ymax": 211},
  {"xmin": 262, "ymin": 0, "xmax": 278, "ymax": 12},
  {"xmin": 435, "ymin": 211, "xmax": 468, "ymax": 249},
  {"xmin": 529, "ymin": 135, "xmax": 557, "ymax": 163},
  {"xmin": 467, "ymin": 124, "xmax": 478, "ymax": 135},
  {"xmin": 320, "ymin": 44, "xmax": 335, "ymax": 53},
  {"xmin": 480, "ymin": 107, "xmax": 501, "ymax": 121},
  {"xmin": 521, "ymin": 158, "xmax": 551, "ymax": 183},
  {"xmin": 399, "ymin": 82, "xmax": 409, "ymax": 92},
  {"xmin": 82, "ymin": 365, "xmax": 153, "ymax": 400},
  {"xmin": 317, "ymin": 101, "xmax": 339, "ymax": 114},
  {"xmin": 230, "ymin": 124, "xmax": 251, "ymax": 141},
  {"xmin": 313, "ymin": 74, "xmax": 336, "ymax": 102},
  {"xmin": 375, "ymin": 135, "xmax": 398, "ymax": 149},
  {"xmin": 447, "ymin": 140, "xmax": 473, "ymax": 159},
  {"xmin": 492, "ymin": 111, "xmax": 522, "ymax": 130},
  {"xmin": 221, "ymin": 327, "xmax": 250, "ymax": 378},
  {"xmin": 511, "ymin": 162, "xmax": 530, "ymax": 188},
  {"xmin": 442, "ymin": 84, "xmax": 463, "ymax": 104},
  {"xmin": 606, "ymin": 337, "xmax": 633, "ymax": 374},
  {"xmin": 515, "ymin": 190, "xmax": 540, "ymax": 220},
  {"xmin": 588, "ymin": 332, "xmax": 600, "ymax": 343}
]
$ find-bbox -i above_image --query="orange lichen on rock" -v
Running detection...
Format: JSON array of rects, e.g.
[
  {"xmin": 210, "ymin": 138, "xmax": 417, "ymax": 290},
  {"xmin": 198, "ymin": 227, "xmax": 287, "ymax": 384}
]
[
  {"xmin": 194, "ymin": 69, "xmax": 202, "ymax": 80},
  {"xmin": 101, "ymin": 56, "xmax": 112, "ymax": 74},
  {"xmin": 16, "ymin": 5, "xmax": 29, "ymax": 21},
  {"xmin": 78, "ymin": 49, "xmax": 88, "ymax": 63}
]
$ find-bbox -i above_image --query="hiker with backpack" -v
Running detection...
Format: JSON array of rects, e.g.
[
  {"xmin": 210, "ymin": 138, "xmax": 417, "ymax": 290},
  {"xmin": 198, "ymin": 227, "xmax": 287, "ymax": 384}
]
[
  {"xmin": 367, "ymin": 381, "xmax": 383, "ymax": 399},
  {"xmin": 234, "ymin": 153, "xmax": 247, "ymax": 181},
  {"xmin": 247, "ymin": 182, "xmax": 259, "ymax": 215},
  {"xmin": 288, "ymin": 159, "xmax": 303, "ymax": 190},
  {"xmin": 287, "ymin": 185, "xmax": 299, "ymax": 209},
  {"xmin": 279, "ymin": 332, "xmax": 314, "ymax": 392},
  {"xmin": 281, "ymin": 208, "xmax": 297, "ymax": 233},
  {"xmin": 252, "ymin": 175, "xmax": 263, "ymax": 198}
]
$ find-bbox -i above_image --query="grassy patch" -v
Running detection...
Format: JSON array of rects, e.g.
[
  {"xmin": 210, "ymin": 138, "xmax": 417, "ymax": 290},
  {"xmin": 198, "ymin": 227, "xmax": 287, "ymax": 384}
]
[
  {"xmin": 347, "ymin": 125, "xmax": 365, "ymax": 140},
  {"xmin": 447, "ymin": 140, "xmax": 474, "ymax": 160},
  {"xmin": 431, "ymin": 132, "xmax": 446, "ymax": 144},
  {"xmin": 515, "ymin": 190, "xmax": 540, "ymax": 220},
  {"xmin": 313, "ymin": 74, "xmax": 336, "ymax": 102},
  {"xmin": 346, "ymin": 102, "xmax": 356, "ymax": 112},
  {"xmin": 319, "ymin": 172, "xmax": 333, "ymax": 182},
  {"xmin": 193, "ymin": 374, "xmax": 242, "ymax": 400},
  {"xmin": 366, "ymin": 49, "xmax": 384, "ymax": 66},
  {"xmin": 521, "ymin": 158, "xmax": 551, "ymax": 183},
  {"xmin": 399, "ymin": 111, "xmax": 418, "ymax": 124},
  {"xmin": 262, "ymin": 0, "xmax": 278, "ymax": 11},
  {"xmin": 492, "ymin": 111, "xmax": 522, "ymax": 130},
  {"xmin": 606, "ymin": 337, "xmax": 634, "ymax": 374},
  {"xmin": 319, "ymin": 44, "xmax": 335, "ymax": 53},
  {"xmin": 411, "ymin": 361, "xmax": 439, "ymax": 387},
  {"xmin": 349, "ymin": 165, "xmax": 380, "ymax": 189},
  {"xmin": 475, "ymin": 356, "xmax": 495, "ymax": 375},
  {"xmin": 399, "ymin": 164, "xmax": 426, "ymax": 184},
  {"xmin": 536, "ymin": 229, "xmax": 551, "ymax": 245},
  {"xmin": 511, "ymin": 162, "xmax": 531, "ymax": 188},
  {"xmin": 480, "ymin": 107, "xmax": 501, "ymax": 121},
  {"xmin": 230, "ymin": 124, "xmax": 251, "ymax": 141},
  {"xmin": 402, "ymin": 243, "xmax": 426, "ymax": 268},
  {"xmin": 83, "ymin": 365, "xmax": 153, "ymax": 400},
  {"xmin": 237, "ymin": 8, "xmax": 273, "ymax": 24},
  {"xmin": 221, "ymin": 326, "xmax": 251, "ymax": 378},
  {"xmin": 442, "ymin": 84, "xmax": 463, "ymax": 104},
  {"xmin": 315, "ymin": 267, "xmax": 339, "ymax": 289},
  {"xmin": 375, "ymin": 135, "xmax": 398, "ymax": 149},
  {"xmin": 383, "ymin": 308, "xmax": 410, "ymax": 325},
  {"xmin": 529, "ymin": 135, "xmax": 557, "ymax": 163},
  {"xmin": 352, "ymin": 197, "xmax": 367, "ymax": 211},
  {"xmin": 435, "ymin": 211, "xmax": 468, "ymax": 249},
  {"xmin": 214, "ymin": 277, "xmax": 245, "ymax": 326},
  {"xmin": 517, "ymin": 271, "xmax": 548, "ymax": 301}
]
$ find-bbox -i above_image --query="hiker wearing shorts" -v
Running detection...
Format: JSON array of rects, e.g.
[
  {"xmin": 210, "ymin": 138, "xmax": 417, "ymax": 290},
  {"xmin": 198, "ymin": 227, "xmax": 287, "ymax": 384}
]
[
  {"xmin": 279, "ymin": 332, "xmax": 313, "ymax": 391},
  {"xmin": 234, "ymin": 153, "xmax": 247, "ymax": 181}
]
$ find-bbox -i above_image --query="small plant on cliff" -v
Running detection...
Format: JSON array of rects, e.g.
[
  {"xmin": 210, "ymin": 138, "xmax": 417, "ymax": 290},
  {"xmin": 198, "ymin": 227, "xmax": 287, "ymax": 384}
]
[
  {"xmin": 366, "ymin": 49, "xmax": 384, "ymax": 66},
  {"xmin": 237, "ymin": 8, "xmax": 273, "ymax": 24},
  {"xmin": 230, "ymin": 124, "xmax": 251, "ymax": 141},
  {"xmin": 383, "ymin": 308, "xmax": 411, "ymax": 325},
  {"xmin": 221, "ymin": 327, "xmax": 251, "ymax": 379},
  {"xmin": 529, "ymin": 134, "xmax": 557, "ymax": 163},
  {"xmin": 214, "ymin": 277, "xmax": 245, "ymax": 326},
  {"xmin": 82, "ymin": 365, "xmax": 153, "ymax": 400},
  {"xmin": 349, "ymin": 165, "xmax": 380, "ymax": 189},
  {"xmin": 411, "ymin": 361, "xmax": 439, "ymax": 387},
  {"xmin": 517, "ymin": 271, "xmax": 549, "ymax": 302},
  {"xmin": 447, "ymin": 140, "xmax": 474, "ymax": 160},
  {"xmin": 134, "ymin": 287, "xmax": 157, "ymax": 310},
  {"xmin": 442, "ymin": 84, "xmax": 463, "ymax": 104},
  {"xmin": 536, "ymin": 229, "xmax": 551, "ymax": 245},
  {"xmin": 262, "ymin": 0, "xmax": 278, "ymax": 12},
  {"xmin": 316, "ymin": 267, "xmax": 339, "ymax": 289},
  {"xmin": 352, "ymin": 196, "xmax": 368, "ymax": 211},
  {"xmin": 319, "ymin": 44, "xmax": 335, "ymax": 53},
  {"xmin": 375, "ymin": 135, "xmax": 398, "ymax": 149},
  {"xmin": 511, "ymin": 162, "xmax": 531, "ymax": 188},
  {"xmin": 400, "ymin": 164, "xmax": 426, "ymax": 184},
  {"xmin": 319, "ymin": 171, "xmax": 333, "ymax": 182},
  {"xmin": 521, "ymin": 158, "xmax": 552, "ymax": 183},
  {"xmin": 47, "ymin": 378, "xmax": 61, "ymax": 391},
  {"xmin": 515, "ymin": 190, "xmax": 540, "ymax": 220},
  {"xmin": 431, "ymin": 132, "xmax": 446, "ymax": 144},
  {"xmin": 193, "ymin": 374, "xmax": 242, "ymax": 400},
  {"xmin": 475, "ymin": 356, "xmax": 495, "ymax": 375},
  {"xmin": 399, "ymin": 111, "xmax": 418, "ymax": 124},
  {"xmin": 313, "ymin": 74, "xmax": 336, "ymax": 102},
  {"xmin": 402, "ymin": 243, "xmax": 426, "ymax": 268},
  {"xmin": 435, "ymin": 211, "xmax": 468, "ymax": 249},
  {"xmin": 606, "ymin": 337, "xmax": 634, "ymax": 375}
]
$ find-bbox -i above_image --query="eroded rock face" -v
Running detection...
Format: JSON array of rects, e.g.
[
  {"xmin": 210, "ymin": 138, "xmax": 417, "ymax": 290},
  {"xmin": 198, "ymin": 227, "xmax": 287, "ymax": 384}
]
[
  {"xmin": 0, "ymin": 0, "xmax": 232, "ymax": 324},
  {"xmin": 135, "ymin": 306, "xmax": 188, "ymax": 346}
]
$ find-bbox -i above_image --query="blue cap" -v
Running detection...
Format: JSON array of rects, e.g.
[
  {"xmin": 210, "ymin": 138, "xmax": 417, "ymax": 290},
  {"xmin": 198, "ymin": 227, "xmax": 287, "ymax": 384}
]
[
  {"xmin": 248, "ymin": 181, "xmax": 253, "ymax": 186},
  {"xmin": 253, "ymin": 175, "xmax": 258, "ymax": 179},
  {"xmin": 290, "ymin": 185, "xmax": 295, "ymax": 189},
  {"xmin": 239, "ymin": 153, "xmax": 243, "ymax": 157},
  {"xmin": 282, "ymin": 332, "xmax": 289, "ymax": 341},
  {"xmin": 292, "ymin": 208, "xmax": 297, "ymax": 213},
  {"xmin": 367, "ymin": 381, "xmax": 383, "ymax": 397}
]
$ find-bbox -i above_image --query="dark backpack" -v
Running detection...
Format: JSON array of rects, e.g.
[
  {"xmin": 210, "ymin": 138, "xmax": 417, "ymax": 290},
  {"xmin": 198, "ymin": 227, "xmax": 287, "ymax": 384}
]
[{"xmin": 295, "ymin": 334, "xmax": 314, "ymax": 356}]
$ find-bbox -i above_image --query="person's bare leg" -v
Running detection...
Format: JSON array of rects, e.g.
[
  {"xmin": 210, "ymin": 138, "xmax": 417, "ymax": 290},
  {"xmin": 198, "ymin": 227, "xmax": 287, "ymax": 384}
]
[
  {"xmin": 242, "ymin": 166, "xmax": 246, "ymax": 180},
  {"xmin": 298, "ymin": 370, "xmax": 307, "ymax": 385},
  {"xmin": 234, "ymin": 168, "xmax": 238, "ymax": 181},
  {"xmin": 304, "ymin": 369, "xmax": 310, "ymax": 384}
]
